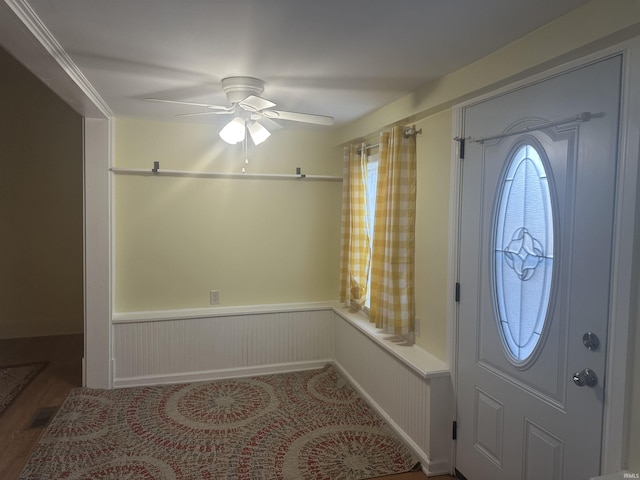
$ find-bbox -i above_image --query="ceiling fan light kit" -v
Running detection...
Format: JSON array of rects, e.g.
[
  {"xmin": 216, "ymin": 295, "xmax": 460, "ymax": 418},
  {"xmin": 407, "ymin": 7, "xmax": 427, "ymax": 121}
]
[
  {"xmin": 247, "ymin": 121, "xmax": 271, "ymax": 145},
  {"xmin": 146, "ymin": 76, "xmax": 335, "ymax": 149},
  {"xmin": 218, "ymin": 116, "xmax": 246, "ymax": 144}
]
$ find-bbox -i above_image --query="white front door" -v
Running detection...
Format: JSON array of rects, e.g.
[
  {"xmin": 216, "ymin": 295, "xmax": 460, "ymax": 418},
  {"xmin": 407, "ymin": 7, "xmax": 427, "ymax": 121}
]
[{"xmin": 456, "ymin": 55, "xmax": 622, "ymax": 480}]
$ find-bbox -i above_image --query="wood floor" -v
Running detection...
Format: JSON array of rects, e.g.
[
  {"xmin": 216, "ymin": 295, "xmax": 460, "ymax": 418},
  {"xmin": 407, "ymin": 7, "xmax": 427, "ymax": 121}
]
[
  {"xmin": 0, "ymin": 334, "xmax": 456, "ymax": 480},
  {"xmin": 0, "ymin": 334, "xmax": 83, "ymax": 480}
]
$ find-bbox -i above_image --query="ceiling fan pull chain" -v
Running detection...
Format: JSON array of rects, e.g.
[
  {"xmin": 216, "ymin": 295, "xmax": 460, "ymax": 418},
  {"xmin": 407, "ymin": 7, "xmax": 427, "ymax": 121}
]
[{"xmin": 242, "ymin": 135, "xmax": 249, "ymax": 173}]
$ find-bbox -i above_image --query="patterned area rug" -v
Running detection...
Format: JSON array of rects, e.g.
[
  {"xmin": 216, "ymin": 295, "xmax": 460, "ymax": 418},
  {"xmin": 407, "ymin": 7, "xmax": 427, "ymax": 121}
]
[
  {"xmin": 0, "ymin": 362, "xmax": 47, "ymax": 417},
  {"xmin": 19, "ymin": 364, "xmax": 417, "ymax": 479}
]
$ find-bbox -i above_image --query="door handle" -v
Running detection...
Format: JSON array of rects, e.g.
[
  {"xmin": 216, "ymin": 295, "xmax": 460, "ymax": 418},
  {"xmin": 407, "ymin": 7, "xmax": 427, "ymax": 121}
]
[{"xmin": 572, "ymin": 368, "xmax": 598, "ymax": 387}]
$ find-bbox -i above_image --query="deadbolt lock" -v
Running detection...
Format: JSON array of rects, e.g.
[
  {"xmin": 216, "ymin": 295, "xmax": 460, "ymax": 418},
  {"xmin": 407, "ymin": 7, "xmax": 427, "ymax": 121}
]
[{"xmin": 582, "ymin": 331, "xmax": 600, "ymax": 351}]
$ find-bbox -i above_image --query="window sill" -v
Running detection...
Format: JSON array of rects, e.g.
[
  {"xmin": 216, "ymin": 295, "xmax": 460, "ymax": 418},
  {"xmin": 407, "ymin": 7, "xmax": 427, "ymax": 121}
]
[{"xmin": 331, "ymin": 304, "xmax": 450, "ymax": 380}]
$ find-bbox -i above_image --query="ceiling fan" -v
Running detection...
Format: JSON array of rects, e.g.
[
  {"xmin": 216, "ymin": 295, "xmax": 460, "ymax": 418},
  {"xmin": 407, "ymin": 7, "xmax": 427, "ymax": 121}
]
[{"xmin": 145, "ymin": 76, "xmax": 335, "ymax": 146}]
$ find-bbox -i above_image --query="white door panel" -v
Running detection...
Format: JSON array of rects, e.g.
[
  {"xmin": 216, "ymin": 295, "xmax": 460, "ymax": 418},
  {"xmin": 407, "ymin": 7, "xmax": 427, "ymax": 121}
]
[{"xmin": 457, "ymin": 55, "xmax": 622, "ymax": 479}]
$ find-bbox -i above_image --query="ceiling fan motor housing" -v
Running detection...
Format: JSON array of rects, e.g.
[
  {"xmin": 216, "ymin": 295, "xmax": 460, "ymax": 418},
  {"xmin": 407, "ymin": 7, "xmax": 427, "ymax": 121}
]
[{"xmin": 221, "ymin": 76, "xmax": 265, "ymax": 104}]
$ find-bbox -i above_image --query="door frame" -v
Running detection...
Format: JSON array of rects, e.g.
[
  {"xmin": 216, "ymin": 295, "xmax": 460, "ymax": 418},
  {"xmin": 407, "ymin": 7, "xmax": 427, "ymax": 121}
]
[
  {"xmin": 0, "ymin": 0, "xmax": 115, "ymax": 389},
  {"xmin": 448, "ymin": 38, "xmax": 640, "ymax": 474}
]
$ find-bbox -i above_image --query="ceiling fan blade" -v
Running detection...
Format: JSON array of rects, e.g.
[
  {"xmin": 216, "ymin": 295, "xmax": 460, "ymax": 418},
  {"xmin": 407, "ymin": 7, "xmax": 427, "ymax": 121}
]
[
  {"xmin": 175, "ymin": 111, "xmax": 233, "ymax": 117},
  {"xmin": 263, "ymin": 109, "xmax": 335, "ymax": 126},
  {"xmin": 250, "ymin": 115, "xmax": 282, "ymax": 131},
  {"xmin": 239, "ymin": 95, "xmax": 276, "ymax": 112},
  {"xmin": 145, "ymin": 97, "xmax": 231, "ymax": 110}
]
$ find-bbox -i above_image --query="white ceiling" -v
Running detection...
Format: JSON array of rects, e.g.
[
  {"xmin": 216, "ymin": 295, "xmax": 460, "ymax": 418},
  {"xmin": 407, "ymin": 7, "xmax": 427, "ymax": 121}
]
[{"xmin": 19, "ymin": 0, "xmax": 590, "ymax": 129}]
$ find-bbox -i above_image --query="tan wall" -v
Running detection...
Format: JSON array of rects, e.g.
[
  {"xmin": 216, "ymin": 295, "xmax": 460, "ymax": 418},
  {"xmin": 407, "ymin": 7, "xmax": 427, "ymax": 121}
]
[
  {"xmin": 114, "ymin": 118, "xmax": 342, "ymax": 312},
  {"xmin": 0, "ymin": 46, "xmax": 83, "ymax": 338}
]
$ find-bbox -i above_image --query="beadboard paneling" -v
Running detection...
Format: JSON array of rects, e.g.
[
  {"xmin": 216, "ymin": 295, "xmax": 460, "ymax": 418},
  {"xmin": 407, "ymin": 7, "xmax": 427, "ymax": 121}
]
[
  {"xmin": 333, "ymin": 313, "xmax": 453, "ymax": 475},
  {"xmin": 113, "ymin": 308, "xmax": 334, "ymax": 386}
]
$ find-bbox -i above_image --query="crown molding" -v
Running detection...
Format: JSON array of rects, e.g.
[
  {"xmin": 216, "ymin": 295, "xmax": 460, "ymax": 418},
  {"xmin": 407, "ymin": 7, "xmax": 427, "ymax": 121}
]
[{"xmin": 4, "ymin": 0, "xmax": 113, "ymax": 118}]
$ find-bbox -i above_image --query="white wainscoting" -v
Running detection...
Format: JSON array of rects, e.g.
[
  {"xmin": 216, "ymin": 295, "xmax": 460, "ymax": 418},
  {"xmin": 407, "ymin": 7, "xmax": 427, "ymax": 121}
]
[
  {"xmin": 332, "ymin": 309, "xmax": 453, "ymax": 476},
  {"xmin": 111, "ymin": 303, "xmax": 452, "ymax": 474},
  {"xmin": 112, "ymin": 305, "xmax": 335, "ymax": 387}
]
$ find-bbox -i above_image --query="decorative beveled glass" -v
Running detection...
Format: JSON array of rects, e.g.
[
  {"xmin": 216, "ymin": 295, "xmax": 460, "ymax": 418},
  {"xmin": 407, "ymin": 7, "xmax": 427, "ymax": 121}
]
[{"xmin": 493, "ymin": 143, "xmax": 554, "ymax": 363}]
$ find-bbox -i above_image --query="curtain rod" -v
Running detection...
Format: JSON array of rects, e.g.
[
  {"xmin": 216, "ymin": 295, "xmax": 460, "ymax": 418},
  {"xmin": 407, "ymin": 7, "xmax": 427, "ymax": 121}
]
[
  {"xmin": 357, "ymin": 125, "xmax": 422, "ymax": 154},
  {"xmin": 465, "ymin": 111, "xmax": 597, "ymax": 144},
  {"xmin": 110, "ymin": 163, "xmax": 342, "ymax": 182},
  {"xmin": 357, "ymin": 143, "xmax": 380, "ymax": 154}
]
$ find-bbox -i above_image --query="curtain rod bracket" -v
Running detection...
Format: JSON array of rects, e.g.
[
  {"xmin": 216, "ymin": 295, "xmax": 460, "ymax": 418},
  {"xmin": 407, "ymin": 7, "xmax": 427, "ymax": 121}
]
[
  {"xmin": 152, "ymin": 161, "xmax": 160, "ymax": 173},
  {"xmin": 403, "ymin": 125, "xmax": 422, "ymax": 138}
]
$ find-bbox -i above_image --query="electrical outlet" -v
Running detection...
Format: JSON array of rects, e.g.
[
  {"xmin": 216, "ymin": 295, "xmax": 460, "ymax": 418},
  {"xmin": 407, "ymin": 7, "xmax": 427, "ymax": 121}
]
[
  {"xmin": 414, "ymin": 317, "xmax": 421, "ymax": 337},
  {"xmin": 210, "ymin": 290, "xmax": 220, "ymax": 305}
]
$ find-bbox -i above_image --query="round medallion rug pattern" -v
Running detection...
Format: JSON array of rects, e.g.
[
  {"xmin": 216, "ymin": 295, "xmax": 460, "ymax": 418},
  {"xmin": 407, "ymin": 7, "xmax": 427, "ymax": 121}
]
[{"xmin": 19, "ymin": 365, "xmax": 418, "ymax": 479}]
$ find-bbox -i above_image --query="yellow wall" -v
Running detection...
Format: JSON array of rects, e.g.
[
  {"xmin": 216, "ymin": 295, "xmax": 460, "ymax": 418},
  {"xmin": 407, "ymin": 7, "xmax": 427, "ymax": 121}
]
[
  {"xmin": 112, "ymin": 0, "xmax": 639, "ymax": 467},
  {"xmin": 334, "ymin": 0, "xmax": 640, "ymax": 468},
  {"xmin": 0, "ymin": 46, "xmax": 83, "ymax": 338},
  {"xmin": 114, "ymin": 118, "xmax": 342, "ymax": 311},
  {"xmin": 337, "ymin": 0, "xmax": 640, "ymax": 361},
  {"xmin": 413, "ymin": 109, "xmax": 452, "ymax": 358},
  {"xmin": 336, "ymin": 0, "xmax": 640, "ymax": 145}
]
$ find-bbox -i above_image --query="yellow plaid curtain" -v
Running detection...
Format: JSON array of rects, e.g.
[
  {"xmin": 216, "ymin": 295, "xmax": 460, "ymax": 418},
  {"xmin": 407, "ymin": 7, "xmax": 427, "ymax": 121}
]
[
  {"xmin": 339, "ymin": 144, "xmax": 371, "ymax": 307},
  {"xmin": 370, "ymin": 126, "xmax": 417, "ymax": 335}
]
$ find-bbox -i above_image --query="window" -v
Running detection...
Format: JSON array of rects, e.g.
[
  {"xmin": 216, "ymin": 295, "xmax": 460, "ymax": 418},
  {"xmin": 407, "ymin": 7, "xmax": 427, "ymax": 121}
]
[
  {"xmin": 340, "ymin": 127, "xmax": 416, "ymax": 334},
  {"xmin": 493, "ymin": 143, "xmax": 554, "ymax": 363},
  {"xmin": 364, "ymin": 154, "xmax": 379, "ymax": 309}
]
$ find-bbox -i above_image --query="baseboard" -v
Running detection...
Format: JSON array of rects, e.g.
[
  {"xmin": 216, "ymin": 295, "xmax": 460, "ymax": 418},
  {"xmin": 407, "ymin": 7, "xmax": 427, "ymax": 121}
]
[
  {"xmin": 425, "ymin": 457, "xmax": 454, "ymax": 477},
  {"xmin": 113, "ymin": 359, "xmax": 332, "ymax": 388}
]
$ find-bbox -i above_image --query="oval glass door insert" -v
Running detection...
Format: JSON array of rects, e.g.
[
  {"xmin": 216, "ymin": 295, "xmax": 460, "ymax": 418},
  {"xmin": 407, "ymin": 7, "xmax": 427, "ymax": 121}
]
[{"xmin": 494, "ymin": 142, "xmax": 554, "ymax": 363}]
